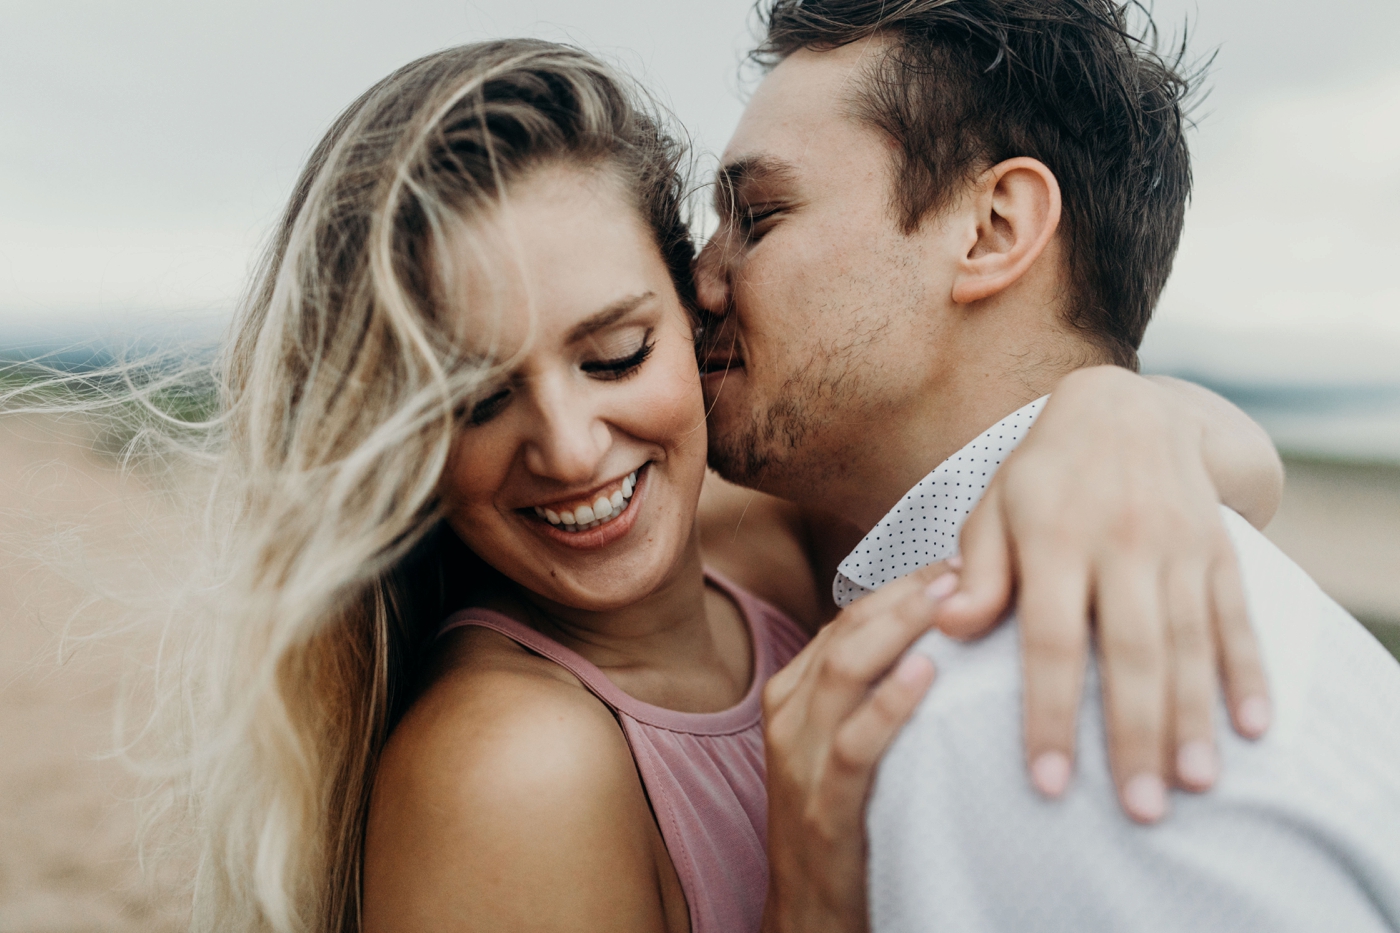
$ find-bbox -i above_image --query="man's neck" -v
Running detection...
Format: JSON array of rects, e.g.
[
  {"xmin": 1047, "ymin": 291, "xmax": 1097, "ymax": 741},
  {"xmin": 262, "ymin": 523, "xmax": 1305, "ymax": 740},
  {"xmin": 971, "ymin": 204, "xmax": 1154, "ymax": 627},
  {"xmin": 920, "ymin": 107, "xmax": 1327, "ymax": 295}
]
[{"xmin": 839, "ymin": 334, "xmax": 1106, "ymax": 532}]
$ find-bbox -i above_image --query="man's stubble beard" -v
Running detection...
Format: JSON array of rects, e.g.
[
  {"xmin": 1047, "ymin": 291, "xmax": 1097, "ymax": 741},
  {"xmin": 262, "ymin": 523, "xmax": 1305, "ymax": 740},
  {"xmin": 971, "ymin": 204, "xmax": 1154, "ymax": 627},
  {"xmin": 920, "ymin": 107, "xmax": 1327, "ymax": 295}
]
[{"xmin": 706, "ymin": 351, "xmax": 861, "ymax": 499}]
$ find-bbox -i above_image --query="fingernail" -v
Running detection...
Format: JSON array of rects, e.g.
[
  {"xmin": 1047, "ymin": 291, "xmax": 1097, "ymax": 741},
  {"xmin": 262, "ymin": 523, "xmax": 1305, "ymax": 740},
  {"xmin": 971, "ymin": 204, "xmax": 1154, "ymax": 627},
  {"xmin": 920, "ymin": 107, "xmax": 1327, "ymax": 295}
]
[
  {"xmin": 1123, "ymin": 773, "xmax": 1168, "ymax": 824},
  {"xmin": 895, "ymin": 652, "xmax": 935, "ymax": 686},
  {"xmin": 947, "ymin": 554, "xmax": 964, "ymax": 571},
  {"xmin": 1031, "ymin": 751, "xmax": 1071, "ymax": 798},
  {"xmin": 1176, "ymin": 741, "xmax": 1219, "ymax": 790},
  {"xmin": 1237, "ymin": 696, "xmax": 1272, "ymax": 738},
  {"xmin": 924, "ymin": 573, "xmax": 959, "ymax": 602}
]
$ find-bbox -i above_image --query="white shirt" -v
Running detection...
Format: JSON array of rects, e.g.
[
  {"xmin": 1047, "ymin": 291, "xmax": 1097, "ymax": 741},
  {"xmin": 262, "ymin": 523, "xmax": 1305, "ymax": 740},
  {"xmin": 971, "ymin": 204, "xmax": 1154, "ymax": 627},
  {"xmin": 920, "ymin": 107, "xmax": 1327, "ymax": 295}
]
[{"xmin": 854, "ymin": 399, "xmax": 1400, "ymax": 932}]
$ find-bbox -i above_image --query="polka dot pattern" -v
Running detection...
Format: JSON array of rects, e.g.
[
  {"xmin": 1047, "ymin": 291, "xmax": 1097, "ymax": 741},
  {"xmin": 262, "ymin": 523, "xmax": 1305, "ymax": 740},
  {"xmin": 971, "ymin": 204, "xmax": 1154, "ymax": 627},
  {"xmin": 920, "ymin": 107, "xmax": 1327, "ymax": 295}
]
[{"xmin": 833, "ymin": 398, "xmax": 1047, "ymax": 607}]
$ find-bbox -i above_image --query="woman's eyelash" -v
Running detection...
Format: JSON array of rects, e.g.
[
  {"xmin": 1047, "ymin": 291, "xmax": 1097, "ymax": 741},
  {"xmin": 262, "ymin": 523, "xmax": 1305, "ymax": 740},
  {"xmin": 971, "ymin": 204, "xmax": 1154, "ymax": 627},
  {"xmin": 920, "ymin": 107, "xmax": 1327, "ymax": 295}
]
[
  {"xmin": 581, "ymin": 338, "xmax": 655, "ymax": 380},
  {"xmin": 459, "ymin": 334, "xmax": 654, "ymax": 425},
  {"xmin": 463, "ymin": 387, "xmax": 511, "ymax": 426}
]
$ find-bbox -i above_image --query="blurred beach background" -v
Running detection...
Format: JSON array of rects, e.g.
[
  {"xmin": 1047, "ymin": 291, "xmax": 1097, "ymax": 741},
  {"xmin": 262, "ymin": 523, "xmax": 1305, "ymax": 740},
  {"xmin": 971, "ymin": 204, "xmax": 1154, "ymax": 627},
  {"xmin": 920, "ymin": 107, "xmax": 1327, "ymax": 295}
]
[{"xmin": 2, "ymin": 0, "xmax": 1397, "ymax": 928}]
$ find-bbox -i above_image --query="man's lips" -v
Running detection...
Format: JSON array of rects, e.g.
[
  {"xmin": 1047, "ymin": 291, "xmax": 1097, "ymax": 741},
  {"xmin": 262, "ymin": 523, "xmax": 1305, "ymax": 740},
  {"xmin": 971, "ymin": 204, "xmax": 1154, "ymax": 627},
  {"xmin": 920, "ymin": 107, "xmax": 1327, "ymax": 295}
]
[
  {"xmin": 694, "ymin": 311, "xmax": 743, "ymax": 376},
  {"xmin": 699, "ymin": 356, "xmax": 744, "ymax": 375}
]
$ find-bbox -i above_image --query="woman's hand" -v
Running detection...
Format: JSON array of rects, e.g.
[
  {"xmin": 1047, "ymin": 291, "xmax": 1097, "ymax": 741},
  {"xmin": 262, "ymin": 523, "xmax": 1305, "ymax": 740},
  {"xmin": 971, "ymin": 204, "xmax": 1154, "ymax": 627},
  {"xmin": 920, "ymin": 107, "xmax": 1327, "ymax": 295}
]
[
  {"xmin": 937, "ymin": 366, "xmax": 1281, "ymax": 823},
  {"xmin": 761, "ymin": 563, "xmax": 952, "ymax": 933}
]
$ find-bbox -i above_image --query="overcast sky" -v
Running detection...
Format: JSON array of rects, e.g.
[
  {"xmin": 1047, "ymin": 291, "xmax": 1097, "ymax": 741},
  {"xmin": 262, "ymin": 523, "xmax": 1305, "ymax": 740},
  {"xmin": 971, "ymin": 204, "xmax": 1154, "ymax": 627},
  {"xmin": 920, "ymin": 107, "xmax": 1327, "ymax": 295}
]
[{"xmin": 2, "ymin": 0, "xmax": 1398, "ymax": 382}]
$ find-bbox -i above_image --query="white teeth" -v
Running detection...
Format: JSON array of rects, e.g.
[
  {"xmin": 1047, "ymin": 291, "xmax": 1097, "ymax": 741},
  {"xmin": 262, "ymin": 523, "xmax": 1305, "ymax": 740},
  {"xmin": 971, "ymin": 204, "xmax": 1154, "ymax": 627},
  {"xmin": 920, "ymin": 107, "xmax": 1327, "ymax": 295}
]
[{"xmin": 537, "ymin": 468, "xmax": 642, "ymax": 533}]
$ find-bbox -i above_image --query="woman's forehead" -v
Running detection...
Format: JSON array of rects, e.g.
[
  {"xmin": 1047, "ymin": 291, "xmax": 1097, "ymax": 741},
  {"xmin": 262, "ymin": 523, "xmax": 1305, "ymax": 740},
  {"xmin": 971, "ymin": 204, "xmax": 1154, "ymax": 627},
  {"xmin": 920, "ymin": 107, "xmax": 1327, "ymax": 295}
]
[{"xmin": 437, "ymin": 164, "xmax": 671, "ymax": 357}]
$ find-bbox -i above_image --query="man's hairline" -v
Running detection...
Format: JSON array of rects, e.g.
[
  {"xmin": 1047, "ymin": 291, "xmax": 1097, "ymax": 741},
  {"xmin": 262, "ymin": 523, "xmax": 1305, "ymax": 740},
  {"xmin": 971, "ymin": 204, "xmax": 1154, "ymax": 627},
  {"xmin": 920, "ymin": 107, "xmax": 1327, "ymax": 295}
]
[{"xmin": 725, "ymin": 38, "xmax": 947, "ymax": 235}]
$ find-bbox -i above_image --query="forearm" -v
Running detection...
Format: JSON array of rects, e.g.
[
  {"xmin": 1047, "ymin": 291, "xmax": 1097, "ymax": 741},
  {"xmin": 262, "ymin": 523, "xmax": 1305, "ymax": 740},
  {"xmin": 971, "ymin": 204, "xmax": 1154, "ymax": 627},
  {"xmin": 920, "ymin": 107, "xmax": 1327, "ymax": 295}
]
[{"xmin": 1145, "ymin": 374, "xmax": 1284, "ymax": 529}]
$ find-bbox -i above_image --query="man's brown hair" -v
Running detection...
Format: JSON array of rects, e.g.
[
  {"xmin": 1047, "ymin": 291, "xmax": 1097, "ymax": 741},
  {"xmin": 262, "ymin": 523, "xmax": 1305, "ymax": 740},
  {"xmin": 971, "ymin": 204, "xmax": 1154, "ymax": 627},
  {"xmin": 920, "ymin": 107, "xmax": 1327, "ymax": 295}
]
[{"xmin": 755, "ymin": 0, "xmax": 1197, "ymax": 367}]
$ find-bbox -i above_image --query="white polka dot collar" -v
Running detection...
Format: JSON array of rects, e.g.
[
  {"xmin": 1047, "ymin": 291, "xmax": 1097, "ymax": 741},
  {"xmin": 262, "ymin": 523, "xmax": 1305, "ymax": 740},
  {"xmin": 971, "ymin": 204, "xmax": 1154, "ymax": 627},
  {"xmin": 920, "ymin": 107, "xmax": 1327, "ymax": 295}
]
[{"xmin": 832, "ymin": 397, "xmax": 1048, "ymax": 607}]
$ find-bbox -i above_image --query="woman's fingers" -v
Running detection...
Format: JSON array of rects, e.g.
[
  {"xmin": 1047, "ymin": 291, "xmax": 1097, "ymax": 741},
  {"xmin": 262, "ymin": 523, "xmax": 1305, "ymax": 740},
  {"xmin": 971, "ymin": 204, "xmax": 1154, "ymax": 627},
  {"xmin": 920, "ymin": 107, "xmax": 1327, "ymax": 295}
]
[
  {"xmin": 764, "ymin": 623, "xmax": 833, "ymax": 710},
  {"xmin": 761, "ymin": 567, "xmax": 954, "ymax": 933},
  {"xmin": 828, "ymin": 652, "xmax": 938, "ymax": 787},
  {"xmin": 1015, "ymin": 552, "xmax": 1091, "ymax": 800},
  {"xmin": 938, "ymin": 486, "xmax": 1013, "ymax": 640},
  {"xmin": 1163, "ymin": 563, "xmax": 1220, "ymax": 792},
  {"xmin": 1094, "ymin": 564, "xmax": 1170, "ymax": 824},
  {"xmin": 1210, "ymin": 546, "xmax": 1273, "ymax": 739},
  {"xmin": 804, "ymin": 567, "xmax": 955, "ymax": 726}
]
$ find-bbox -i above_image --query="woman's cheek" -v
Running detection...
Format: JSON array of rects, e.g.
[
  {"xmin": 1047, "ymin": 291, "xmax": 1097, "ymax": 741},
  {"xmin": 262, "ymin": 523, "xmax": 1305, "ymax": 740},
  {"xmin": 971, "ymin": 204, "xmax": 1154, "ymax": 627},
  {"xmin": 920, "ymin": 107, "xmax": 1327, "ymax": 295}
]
[
  {"xmin": 441, "ymin": 439, "xmax": 509, "ymax": 535},
  {"xmin": 639, "ymin": 342, "xmax": 708, "ymax": 451}
]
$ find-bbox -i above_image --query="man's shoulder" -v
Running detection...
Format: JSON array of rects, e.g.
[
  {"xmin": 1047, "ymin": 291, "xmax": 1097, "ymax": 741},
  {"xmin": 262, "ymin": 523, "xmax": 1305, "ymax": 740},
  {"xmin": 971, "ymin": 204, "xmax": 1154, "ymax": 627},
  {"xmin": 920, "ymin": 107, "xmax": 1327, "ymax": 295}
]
[
  {"xmin": 869, "ymin": 507, "xmax": 1400, "ymax": 933},
  {"xmin": 1217, "ymin": 506, "xmax": 1400, "ymax": 751}
]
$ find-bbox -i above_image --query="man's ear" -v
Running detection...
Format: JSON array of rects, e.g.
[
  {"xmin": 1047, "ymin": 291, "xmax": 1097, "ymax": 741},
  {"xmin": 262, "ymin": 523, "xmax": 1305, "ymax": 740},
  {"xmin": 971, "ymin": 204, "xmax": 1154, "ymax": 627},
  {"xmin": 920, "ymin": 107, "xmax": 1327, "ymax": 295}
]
[{"xmin": 950, "ymin": 158, "xmax": 1061, "ymax": 305}]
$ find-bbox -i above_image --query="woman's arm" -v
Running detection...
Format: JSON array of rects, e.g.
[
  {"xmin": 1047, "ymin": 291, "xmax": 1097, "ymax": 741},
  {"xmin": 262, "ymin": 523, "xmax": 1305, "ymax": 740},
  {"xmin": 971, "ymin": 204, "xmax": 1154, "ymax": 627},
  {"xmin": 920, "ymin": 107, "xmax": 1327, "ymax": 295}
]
[
  {"xmin": 363, "ymin": 649, "xmax": 686, "ymax": 933},
  {"xmin": 940, "ymin": 366, "xmax": 1280, "ymax": 821},
  {"xmin": 1147, "ymin": 373, "xmax": 1285, "ymax": 530}
]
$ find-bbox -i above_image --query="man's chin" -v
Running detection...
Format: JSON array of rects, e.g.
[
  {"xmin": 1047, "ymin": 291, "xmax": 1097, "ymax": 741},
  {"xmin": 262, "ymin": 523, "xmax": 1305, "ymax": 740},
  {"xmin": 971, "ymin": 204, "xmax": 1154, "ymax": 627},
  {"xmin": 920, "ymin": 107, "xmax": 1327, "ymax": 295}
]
[{"xmin": 706, "ymin": 407, "xmax": 775, "ymax": 489}]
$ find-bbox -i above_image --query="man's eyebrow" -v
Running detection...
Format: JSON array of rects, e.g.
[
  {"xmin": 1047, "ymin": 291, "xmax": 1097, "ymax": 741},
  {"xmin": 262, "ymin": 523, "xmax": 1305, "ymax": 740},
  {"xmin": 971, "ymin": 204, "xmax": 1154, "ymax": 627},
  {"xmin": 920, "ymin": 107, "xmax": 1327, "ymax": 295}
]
[
  {"xmin": 714, "ymin": 156, "xmax": 798, "ymax": 213},
  {"xmin": 566, "ymin": 292, "xmax": 656, "ymax": 343}
]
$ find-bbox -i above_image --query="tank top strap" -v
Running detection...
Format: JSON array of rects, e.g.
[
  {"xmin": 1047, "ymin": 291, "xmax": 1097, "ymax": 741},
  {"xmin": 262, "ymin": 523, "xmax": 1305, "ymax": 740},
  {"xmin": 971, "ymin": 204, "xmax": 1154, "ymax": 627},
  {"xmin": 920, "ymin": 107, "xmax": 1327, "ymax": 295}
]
[{"xmin": 437, "ymin": 608, "xmax": 640, "ymax": 714}]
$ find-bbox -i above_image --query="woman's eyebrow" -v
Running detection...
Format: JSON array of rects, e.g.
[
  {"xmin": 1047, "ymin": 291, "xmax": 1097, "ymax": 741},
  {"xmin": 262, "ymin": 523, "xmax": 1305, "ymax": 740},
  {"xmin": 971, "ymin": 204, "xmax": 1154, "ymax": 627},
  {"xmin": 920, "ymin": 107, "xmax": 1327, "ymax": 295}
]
[{"xmin": 567, "ymin": 292, "xmax": 656, "ymax": 344}]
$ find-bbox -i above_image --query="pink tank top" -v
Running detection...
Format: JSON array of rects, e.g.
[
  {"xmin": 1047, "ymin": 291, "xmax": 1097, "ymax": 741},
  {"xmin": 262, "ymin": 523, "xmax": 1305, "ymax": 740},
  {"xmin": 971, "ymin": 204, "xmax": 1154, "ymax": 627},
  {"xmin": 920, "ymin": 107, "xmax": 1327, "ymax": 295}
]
[{"xmin": 437, "ymin": 570, "xmax": 809, "ymax": 933}]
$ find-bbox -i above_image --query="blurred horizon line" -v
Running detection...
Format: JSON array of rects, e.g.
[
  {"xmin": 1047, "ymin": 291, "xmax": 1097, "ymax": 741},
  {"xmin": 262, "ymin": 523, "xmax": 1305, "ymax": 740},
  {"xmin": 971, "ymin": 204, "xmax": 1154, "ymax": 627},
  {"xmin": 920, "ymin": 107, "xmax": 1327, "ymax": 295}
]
[{"xmin": 4, "ymin": 329, "xmax": 1398, "ymax": 468}]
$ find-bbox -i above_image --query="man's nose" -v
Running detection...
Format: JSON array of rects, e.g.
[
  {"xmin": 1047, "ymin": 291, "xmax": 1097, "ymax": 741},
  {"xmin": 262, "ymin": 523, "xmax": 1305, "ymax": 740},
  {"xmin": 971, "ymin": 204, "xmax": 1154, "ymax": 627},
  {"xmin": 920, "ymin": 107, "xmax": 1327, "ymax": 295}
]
[
  {"xmin": 694, "ymin": 239, "xmax": 731, "ymax": 316},
  {"xmin": 523, "ymin": 380, "xmax": 612, "ymax": 483}
]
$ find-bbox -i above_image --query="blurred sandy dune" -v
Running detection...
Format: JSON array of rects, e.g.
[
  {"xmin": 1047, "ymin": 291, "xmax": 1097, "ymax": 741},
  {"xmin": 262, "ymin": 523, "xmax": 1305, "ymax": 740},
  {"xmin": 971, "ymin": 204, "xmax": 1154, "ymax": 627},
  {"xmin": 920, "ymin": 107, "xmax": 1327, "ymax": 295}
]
[
  {"xmin": 0, "ymin": 416, "xmax": 186, "ymax": 932},
  {"xmin": 1266, "ymin": 458, "xmax": 1400, "ymax": 655}
]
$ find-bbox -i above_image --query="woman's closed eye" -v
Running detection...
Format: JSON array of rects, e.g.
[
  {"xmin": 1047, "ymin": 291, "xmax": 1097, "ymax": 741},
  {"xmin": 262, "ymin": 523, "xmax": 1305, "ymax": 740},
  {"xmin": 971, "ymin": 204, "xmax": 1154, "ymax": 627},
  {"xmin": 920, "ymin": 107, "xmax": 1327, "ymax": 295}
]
[
  {"xmin": 580, "ymin": 332, "xmax": 655, "ymax": 380},
  {"xmin": 462, "ymin": 386, "xmax": 512, "ymax": 426},
  {"xmin": 459, "ymin": 331, "xmax": 656, "ymax": 427}
]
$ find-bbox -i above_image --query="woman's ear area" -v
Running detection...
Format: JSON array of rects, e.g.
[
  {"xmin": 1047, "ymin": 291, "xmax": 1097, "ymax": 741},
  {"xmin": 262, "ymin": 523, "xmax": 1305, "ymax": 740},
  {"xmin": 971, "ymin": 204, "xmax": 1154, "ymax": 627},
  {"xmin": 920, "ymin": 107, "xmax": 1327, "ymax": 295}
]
[{"xmin": 950, "ymin": 157, "xmax": 1063, "ymax": 305}]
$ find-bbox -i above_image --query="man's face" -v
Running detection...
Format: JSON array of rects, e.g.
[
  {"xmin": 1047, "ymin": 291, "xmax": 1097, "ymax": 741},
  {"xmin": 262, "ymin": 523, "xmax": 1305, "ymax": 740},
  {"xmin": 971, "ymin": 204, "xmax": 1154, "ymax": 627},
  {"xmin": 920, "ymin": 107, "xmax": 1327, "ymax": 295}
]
[{"xmin": 696, "ymin": 40, "xmax": 959, "ymax": 502}]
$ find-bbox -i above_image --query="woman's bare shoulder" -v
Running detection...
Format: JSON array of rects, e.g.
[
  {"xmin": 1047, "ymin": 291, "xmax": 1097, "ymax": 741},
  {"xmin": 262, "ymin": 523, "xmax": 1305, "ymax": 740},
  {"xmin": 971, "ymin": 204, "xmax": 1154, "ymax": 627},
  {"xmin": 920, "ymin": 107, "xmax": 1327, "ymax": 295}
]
[{"xmin": 363, "ymin": 629, "xmax": 678, "ymax": 932}]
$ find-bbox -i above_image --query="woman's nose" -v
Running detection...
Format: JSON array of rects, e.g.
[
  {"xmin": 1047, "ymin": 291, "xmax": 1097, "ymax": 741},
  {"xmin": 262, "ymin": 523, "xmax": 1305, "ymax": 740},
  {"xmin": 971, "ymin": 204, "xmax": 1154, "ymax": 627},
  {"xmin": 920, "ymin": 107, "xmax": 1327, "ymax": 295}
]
[{"xmin": 524, "ymin": 384, "xmax": 612, "ymax": 483}]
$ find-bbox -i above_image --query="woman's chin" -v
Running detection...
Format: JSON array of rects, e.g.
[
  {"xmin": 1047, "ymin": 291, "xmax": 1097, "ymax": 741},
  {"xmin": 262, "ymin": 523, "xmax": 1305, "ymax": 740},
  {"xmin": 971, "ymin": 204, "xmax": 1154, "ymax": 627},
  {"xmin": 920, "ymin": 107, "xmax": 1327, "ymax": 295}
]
[{"xmin": 523, "ymin": 555, "xmax": 681, "ymax": 613}]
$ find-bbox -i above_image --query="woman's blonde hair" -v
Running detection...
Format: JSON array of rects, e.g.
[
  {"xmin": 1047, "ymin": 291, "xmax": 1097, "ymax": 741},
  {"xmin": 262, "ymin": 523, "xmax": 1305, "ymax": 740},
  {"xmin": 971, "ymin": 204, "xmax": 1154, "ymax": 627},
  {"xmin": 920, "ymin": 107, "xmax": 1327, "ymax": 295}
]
[{"xmin": 112, "ymin": 39, "xmax": 691, "ymax": 932}]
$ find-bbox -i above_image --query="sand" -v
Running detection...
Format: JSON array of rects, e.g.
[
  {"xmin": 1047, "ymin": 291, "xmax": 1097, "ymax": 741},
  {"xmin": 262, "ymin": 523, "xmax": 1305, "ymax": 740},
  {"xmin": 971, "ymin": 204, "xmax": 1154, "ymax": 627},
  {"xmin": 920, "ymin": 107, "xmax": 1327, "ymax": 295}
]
[
  {"xmin": 1, "ymin": 419, "xmax": 1397, "ymax": 928},
  {"xmin": 0, "ymin": 417, "xmax": 187, "ymax": 932},
  {"xmin": 1266, "ymin": 457, "xmax": 1400, "ymax": 654}
]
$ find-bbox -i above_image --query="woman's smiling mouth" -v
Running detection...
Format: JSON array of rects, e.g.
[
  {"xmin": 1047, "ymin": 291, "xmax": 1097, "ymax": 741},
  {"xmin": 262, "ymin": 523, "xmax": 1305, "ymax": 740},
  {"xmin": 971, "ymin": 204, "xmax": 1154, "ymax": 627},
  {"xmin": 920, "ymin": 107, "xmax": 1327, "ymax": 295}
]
[
  {"xmin": 529, "ymin": 468, "xmax": 640, "ymax": 532},
  {"xmin": 518, "ymin": 464, "xmax": 652, "ymax": 550}
]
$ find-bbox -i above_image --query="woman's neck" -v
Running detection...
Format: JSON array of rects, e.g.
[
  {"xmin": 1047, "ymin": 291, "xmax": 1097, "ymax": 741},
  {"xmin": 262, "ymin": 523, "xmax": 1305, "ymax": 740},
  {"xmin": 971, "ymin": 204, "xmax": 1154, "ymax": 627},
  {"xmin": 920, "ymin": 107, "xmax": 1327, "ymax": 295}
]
[{"xmin": 491, "ymin": 531, "xmax": 753, "ymax": 712}]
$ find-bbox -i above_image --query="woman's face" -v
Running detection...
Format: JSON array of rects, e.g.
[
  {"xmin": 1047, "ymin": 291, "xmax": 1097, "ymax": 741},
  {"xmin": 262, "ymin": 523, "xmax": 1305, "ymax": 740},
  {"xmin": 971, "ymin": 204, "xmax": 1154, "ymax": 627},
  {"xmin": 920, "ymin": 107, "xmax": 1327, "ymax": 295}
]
[{"xmin": 440, "ymin": 164, "xmax": 707, "ymax": 612}]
